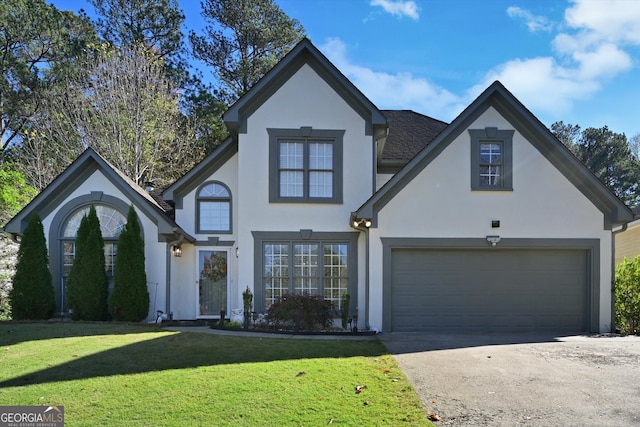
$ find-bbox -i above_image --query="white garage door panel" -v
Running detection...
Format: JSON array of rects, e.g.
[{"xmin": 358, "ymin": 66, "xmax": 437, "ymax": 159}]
[{"xmin": 391, "ymin": 248, "xmax": 587, "ymax": 333}]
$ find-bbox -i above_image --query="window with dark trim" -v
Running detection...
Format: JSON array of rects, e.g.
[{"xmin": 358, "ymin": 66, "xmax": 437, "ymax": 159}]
[
  {"xmin": 252, "ymin": 231, "xmax": 358, "ymax": 314},
  {"xmin": 469, "ymin": 128, "xmax": 514, "ymax": 191},
  {"xmin": 197, "ymin": 182, "xmax": 232, "ymax": 233},
  {"xmin": 268, "ymin": 128, "xmax": 344, "ymax": 203}
]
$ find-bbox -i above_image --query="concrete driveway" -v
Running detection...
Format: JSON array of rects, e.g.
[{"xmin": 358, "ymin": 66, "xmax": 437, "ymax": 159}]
[{"xmin": 379, "ymin": 333, "xmax": 640, "ymax": 426}]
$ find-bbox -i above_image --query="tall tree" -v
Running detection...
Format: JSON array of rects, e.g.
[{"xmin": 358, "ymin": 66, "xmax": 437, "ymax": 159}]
[
  {"xmin": 0, "ymin": 0, "xmax": 96, "ymax": 151},
  {"xmin": 89, "ymin": 0, "xmax": 186, "ymax": 70},
  {"xmin": 109, "ymin": 205, "xmax": 149, "ymax": 322},
  {"xmin": 44, "ymin": 46, "xmax": 200, "ymax": 187},
  {"xmin": 9, "ymin": 213, "xmax": 55, "ymax": 320},
  {"xmin": 66, "ymin": 206, "xmax": 109, "ymax": 321},
  {"xmin": 552, "ymin": 122, "xmax": 640, "ymax": 207},
  {"xmin": 190, "ymin": 0, "xmax": 306, "ymax": 103}
]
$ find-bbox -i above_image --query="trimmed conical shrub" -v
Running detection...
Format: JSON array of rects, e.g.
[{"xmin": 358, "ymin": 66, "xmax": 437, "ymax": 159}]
[
  {"xmin": 109, "ymin": 205, "xmax": 149, "ymax": 322},
  {"xmin": 10, "ymin": 213, "xmax": 55, "ymax": 320},
  {"xmin": 66, "ymin": 205, "xmax": 108, "ymax": 320}
]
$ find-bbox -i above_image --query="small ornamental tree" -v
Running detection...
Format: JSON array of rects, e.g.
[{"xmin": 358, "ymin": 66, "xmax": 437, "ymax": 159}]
[
  {"xmin": 109, "ymin": 205, "xmax": 149, "ymax": 322},
  {"xmin": 9, "ymin": 213, "xmax": 55, "ymax": 320},
  {"xmin": 66, "ymin": 205, "xmax": 109, "ymax": 320},
  {"xmin": 615, "ymin": 256, "xmax": 640, "ymax": 335}
]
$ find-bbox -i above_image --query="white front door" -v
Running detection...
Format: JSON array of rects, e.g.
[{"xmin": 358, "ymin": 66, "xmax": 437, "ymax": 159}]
[{"xmin": 197, "ymin": 249, "xmax": 229, "ymax": 317}]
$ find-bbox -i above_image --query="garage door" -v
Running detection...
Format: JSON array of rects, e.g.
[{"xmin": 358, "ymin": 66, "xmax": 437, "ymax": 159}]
[{"xmin": 390, "ymin": 248, "xmax": 588, "ymax": 333}]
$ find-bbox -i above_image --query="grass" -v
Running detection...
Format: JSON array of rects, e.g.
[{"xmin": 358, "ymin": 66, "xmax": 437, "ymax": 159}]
[{"xmin": 0, "ymin": 322, "xmax": 433, "ymax": 426}]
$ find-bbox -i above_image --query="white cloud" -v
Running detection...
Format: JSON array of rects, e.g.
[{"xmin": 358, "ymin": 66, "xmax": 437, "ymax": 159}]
[
  {"xmin": 480, "ymin": 0, "xmax": 639, "ymax": 117},
  {"xmin": 320, "ymin": 38, "xmax": 462, "ymax": 118},
  {"xmin": 507, "ymin": 6, "xmax": 553, "ymax": 32},
  {"xmin": 370, "ymin": 0, "xmax": 419, "ymax": 20}
]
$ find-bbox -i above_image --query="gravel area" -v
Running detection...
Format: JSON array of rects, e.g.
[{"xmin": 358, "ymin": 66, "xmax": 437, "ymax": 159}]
[{"xmin": 379, "ymin": 333, "xmax": 640, "ymax": 426}]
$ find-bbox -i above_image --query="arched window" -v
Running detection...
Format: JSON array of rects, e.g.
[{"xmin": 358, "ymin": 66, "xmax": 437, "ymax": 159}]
[
  {"xmin": 197, "ymin": 182, "xmax": 231, "ymax": 233},
  {"xmin": 61, "ymin": 205, "xmax": 127, "ymax": 285}
]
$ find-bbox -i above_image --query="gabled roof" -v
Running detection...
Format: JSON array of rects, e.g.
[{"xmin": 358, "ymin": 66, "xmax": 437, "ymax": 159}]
[
  {"xmin": 223, "ymin": 38, "xmax": 387, "ymax": 138},
  {"xmin": 356, "ymin": 81, "xmax": 634, "ymax": 230},
  {"xmin": 162, "ymin": 137, "xmax": 237, "ymax": 209},
  {"xmin": 379, "ymin": 110, "xmax": 448, "ymax": 163},
  {"xmin": 3, "ymin": 148, "xmax": 194, "ymax": 242}
]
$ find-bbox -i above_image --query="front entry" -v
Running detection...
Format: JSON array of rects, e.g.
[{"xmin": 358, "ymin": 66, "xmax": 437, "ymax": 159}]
[{"xmin": 197, "ymin": 250, "xmax": 229, "ymax": 317}]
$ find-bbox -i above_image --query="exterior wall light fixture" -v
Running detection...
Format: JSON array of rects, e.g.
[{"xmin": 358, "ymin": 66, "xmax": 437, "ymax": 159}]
[
  {"xmin": 172, "ymin": 244, "xmax": 182, "ymax": 257},
  {"xmin": 486, "ymin": 235, "xmax": 501, "ymax": 247}
]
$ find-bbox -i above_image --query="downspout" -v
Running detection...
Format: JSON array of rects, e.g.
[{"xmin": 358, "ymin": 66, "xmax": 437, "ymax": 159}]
[{"xmin": 611, "ymin": 223, "xmax": 628, "ymax": 333}]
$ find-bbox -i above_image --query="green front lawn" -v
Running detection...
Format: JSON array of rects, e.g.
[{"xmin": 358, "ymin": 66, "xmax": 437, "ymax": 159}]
[{"xmin": 0, "ymin": 323, "xmax": 432, "ymax": 426}]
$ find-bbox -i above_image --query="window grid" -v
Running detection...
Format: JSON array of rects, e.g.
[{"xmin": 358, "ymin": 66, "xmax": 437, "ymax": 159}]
[
  {"xmin": 198, "ymin": 182, "xmax": 231, "ymax": 232},
  {"xmin": 479, "ymin": 143, "xmax": 502, "ymax": 186},
  {"xmin": 278, "ymin": 139, "xmax": 334, "ymax": 199},
  {"xmin": 294, "ymin": 244, "xmax": 319, "ymax": 294},
  {"xmin": 263, "ymin": 241, "xmax": 348, "ymax": 310},
  {"xmin": 264, "ymin": 244, "xmax": 289, "ymax": 308}
]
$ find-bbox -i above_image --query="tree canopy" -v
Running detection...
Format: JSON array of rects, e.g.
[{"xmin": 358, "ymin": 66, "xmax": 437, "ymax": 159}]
[
  {"xmin": 552, "ymin": 122, "xmax": 640, "ymax": 207},
  {"xmin": 190, "ymin": 0, "xmax": 306, "ymax": 103},
  {"xmin": 0, "ymin": 0, "xmax": 97, "ymax": 151}
]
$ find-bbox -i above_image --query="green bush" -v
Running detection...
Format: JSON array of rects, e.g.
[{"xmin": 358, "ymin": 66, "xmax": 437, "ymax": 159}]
[
  {"xmin": 615, "ymin": 256, "xmax": 640, "ymax": 334},
  {"xmin": 266, "ymin": 293, "xmax": 333, "ymax": 331},
  {"xmin": 9, "ymin": 213, "xmax": 55, "ymax": 320},
  {"xmin": 341, "ymin": 293, "xmax": 350, "ymax": 329},
  {"xmin": 109, "ymin": 205, "xmax": 149, "ymax": 322},
  {"xmin": 66, "ymin": 205, "xmax": 109, "ymax": 321}
]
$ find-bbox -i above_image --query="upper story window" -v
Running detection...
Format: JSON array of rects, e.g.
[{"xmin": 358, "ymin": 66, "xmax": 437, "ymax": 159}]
[
  {"xmin": 268, "ymin": 128, "xmax": 344, "ymax": 203},
  {"xmin": 469, "ymin": 127, "xmax": 514, "ymax": 191},
  {"xmin": 197, "ymin": 182, "xmax": 231, "ymax": 233}
]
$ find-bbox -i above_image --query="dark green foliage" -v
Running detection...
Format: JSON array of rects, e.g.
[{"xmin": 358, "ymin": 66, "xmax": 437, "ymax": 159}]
[
  {"xmin": 552, "ymin": 122, "xmax": 640, "ymax": 206},
  {"xmin": 615, "ymin": 256, "xmax": 640, "ymax": 334},
  {"xmin": 341, "ymin": 293, "xmax": 350, "ymax": 329},
  {"xmin": 189, "ymin": 0, "xmax": 306, "ymax": 103},
  {"xmin": 109, "ymin": 205, "xmax": 149, "ymax": 322},
  {"xmin": 1, "ymin": 0, "xmax": 97, "ymax": 150},
  {"xmin": 9, "ymin": 213, "xmax": 55, "ymax": 320},
  {"xmin": 66, "ymin": 206, "xmax": 108, "ymax": 321},
  {"xmin": 266, "ymin": 294, "xmax": 333, "ymax": 331}
]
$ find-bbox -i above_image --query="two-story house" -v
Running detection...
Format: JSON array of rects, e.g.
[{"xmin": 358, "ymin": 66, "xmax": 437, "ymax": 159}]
[{"xmin": 3, "ymin": 39, "xmax": 632, "ymax": 333}]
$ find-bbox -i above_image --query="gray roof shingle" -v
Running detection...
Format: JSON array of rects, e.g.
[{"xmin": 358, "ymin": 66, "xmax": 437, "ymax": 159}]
[{"xmin": 380, "ymin": 110, "xmax": 448, "ymax": 162}]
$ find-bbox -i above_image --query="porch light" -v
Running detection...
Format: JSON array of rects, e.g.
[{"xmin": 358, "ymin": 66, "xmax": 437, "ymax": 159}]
[
  {"xmin": 352, "ymin": 218, "xmax": 372, "ymax": 228},
  {"xmin": 172, "ymin": 244, "xmax": 182, "ymax": 257}
]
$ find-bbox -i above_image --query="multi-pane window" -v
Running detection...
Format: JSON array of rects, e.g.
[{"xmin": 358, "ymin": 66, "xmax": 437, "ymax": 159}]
[
  {"xmin": 269, "ymin": 128, "xmax": 344, "ymax": 203},
  {"xmin": 60, "ymin": 204, "xmax": 126, "ymax": 311},
  {"xmin": 197, "ymin": 182, "xmax": 231, "ymax": 233},
  {"xmin": 278, "ymin": 140, "xmax": 334, "ymax": 199},
  {"xmin": 263, "ymin": 242, "xmax": 349, "ymax": 310},
  {"xmin": 469, "ymin": 128, "xmax": 514, "ymax": 191},
  {"xmin": 479, "ymin": 142, "xmax": 502, "ymax": 186}
]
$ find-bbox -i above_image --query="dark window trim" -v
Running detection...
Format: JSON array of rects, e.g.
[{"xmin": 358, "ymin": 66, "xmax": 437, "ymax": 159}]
[
  {"xmin": 268, "ymin": 128, "xmax": 344, "ymax": 203},
  {"xmin": 196, "ymin": 181, "xmax": 232, "ymax": 234},
  {"xmin": 469, "ymin": 127, "xmax": 514, "ymax": 191},
  {"xmin": 252, "ymin": 230, "xmax": 358, "ymax": 314}
]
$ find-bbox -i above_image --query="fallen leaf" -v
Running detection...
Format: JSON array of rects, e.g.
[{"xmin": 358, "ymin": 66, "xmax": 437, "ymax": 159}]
[
  {"xmin": 429, "ymin": 414, "xmax": 442, "ymax": 421},
  {"xmin": 355, "ymin": 385, "xmax": 367, "ymax": 394},
  {"xmin": 296, "ymin": 371, "xmax": 306, "ymax": 377}
]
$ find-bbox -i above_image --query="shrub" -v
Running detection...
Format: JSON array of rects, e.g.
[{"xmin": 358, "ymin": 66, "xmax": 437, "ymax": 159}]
[
  {"xmin": 341, "ymin": 293, "xmax": 350, "ymax": 329},
  {"xmin": 267, "ymin": 293, "xmax": 333, "ymax": 331},
  {"xmin": 9, "ymin": 213, "xmax": 55, "ymax": 320},
  {"xmin": 615, "ymin": 256, "xmax": 640, "ymax": 334},
  {"xmin": 66, "ymin": 205, "xmax": 109, "ymax": 321},
  {"xmin": 109, "ymin": 205, "xmax": 149, "ymax": 322}
]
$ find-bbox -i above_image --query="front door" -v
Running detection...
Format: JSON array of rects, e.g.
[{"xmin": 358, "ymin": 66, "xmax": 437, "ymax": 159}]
[{"xmin": 197, "ymin": 250, "xmax": 229, "ymax": 317}]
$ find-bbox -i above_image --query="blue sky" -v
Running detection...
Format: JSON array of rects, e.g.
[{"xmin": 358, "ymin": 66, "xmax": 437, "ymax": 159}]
[{"xmin": 51, "ymin": 0, "xmax": 640, "ymax": 138}]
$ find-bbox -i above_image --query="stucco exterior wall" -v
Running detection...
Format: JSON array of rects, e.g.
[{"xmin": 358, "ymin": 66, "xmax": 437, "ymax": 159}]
[
  {"xmin": 235, "ymin": 64, "xmax": 374, "ymax": 311},
  {"xmin": 366, "ymin": 107, "xmax": 613, "ymax": 332}
]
